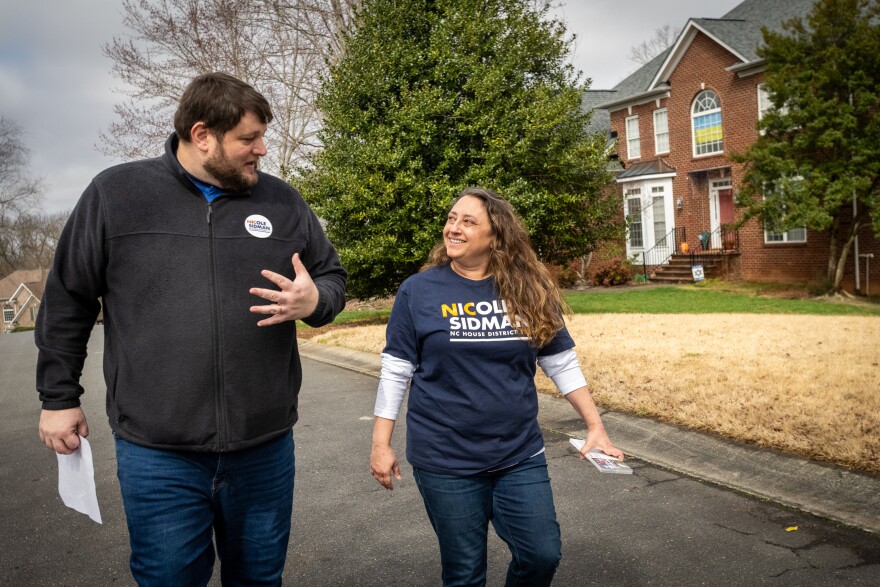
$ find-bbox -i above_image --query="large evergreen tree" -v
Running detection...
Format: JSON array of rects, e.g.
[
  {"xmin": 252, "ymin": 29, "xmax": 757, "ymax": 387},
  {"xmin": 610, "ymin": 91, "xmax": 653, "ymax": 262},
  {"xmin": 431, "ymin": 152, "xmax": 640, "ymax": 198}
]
[
  {"xmin": 735, "ymin": 0, "xmax": 880, "ymax": 292},
  {"xmin": 300, "ymin": 0, "xmax": 620, "ymax": 297}
]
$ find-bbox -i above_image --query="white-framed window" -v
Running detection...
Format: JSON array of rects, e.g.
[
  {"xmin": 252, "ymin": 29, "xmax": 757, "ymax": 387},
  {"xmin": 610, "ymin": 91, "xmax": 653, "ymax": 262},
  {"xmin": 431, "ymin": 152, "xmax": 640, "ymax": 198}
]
[
  {"xmin": 3, "ymin": 304, "xmax": 14, "ymax": 323},
  {"xmin": 625, "ymin": 188, "xmax": 643, "ymax": 248},
  {"xmin": 692, "ymin": 90, "xmax": 723, "ymax": 156},
  {"xmin": 652, "ymin": 186, "xmax": 668, "ymax": 245},
  {"xmin": 757, "ymin": 84, "xmax": 788, "ymax": 135},
  {"xmin": 765, "ymin": 227, "xmax": 807, "ymax": 243},
  {"xmin": 653, "ymin": 109, "xmax": 669, "ymax": 154},
  {"xmin": 626, "ymin": 115, "xmax": 641, "ymax": 160},
  {"xmin": 763, "ymin": 179, "xmax": 807, "ymax": 244},
  {"xmin": 757, "ymin": 84, "xmax": 773, "ymax": 123}
]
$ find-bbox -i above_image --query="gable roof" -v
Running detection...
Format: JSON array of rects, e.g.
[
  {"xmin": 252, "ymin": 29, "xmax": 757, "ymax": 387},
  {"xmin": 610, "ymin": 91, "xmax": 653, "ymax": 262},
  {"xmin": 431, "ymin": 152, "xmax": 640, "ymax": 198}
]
[
  {"xmin": 0, "ymin": 269, "xmax": 50, "ymax": 300},
  {"xmin": 614, "ymin": 48, "xmax": 670, "ymax": 102},
  {"xmin": 592, "ymin": 0, "xmax": 816, "ymax": 111}
]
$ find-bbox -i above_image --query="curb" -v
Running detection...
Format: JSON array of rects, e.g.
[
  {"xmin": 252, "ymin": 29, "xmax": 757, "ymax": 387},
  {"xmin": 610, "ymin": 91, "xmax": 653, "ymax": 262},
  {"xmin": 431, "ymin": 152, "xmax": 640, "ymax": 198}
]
[{"xmin": 298, "ymin": 340, "xmax": 880, "ymax": 535}]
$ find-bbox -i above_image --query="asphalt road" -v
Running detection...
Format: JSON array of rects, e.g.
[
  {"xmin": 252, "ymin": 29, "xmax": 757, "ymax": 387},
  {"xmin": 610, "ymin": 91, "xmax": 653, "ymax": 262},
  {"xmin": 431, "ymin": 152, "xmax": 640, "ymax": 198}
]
[{"xmin": 2, "ymin": 328, "xmax": 879, "ymax": 586}]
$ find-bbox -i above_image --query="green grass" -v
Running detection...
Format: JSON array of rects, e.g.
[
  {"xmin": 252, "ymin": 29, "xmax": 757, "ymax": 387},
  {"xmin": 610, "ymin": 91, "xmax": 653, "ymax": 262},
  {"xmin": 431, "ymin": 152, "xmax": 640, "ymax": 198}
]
[
  {"xmin": 564, "ymin": 286, "xmax": 880, "ymax": 316},
  {"xmin": 298, "ymin": 309, "xmax": 391, "ymax": 329},
  {"xmin": 301, "ymin": 282, "xmax": 880, "ymax": 328},
  {"xmin": 9, "ymin": 326, "xmax": 35, "ymax": 333},
  {"xmin": 331, "ymin": 309, "xmax": 392, "ymax": 324}
]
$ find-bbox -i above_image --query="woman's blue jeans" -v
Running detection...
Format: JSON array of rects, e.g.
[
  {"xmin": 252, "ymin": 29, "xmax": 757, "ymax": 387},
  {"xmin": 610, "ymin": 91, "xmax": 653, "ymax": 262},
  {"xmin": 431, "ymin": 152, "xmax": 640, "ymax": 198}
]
[
  {"xmin": 114, "ymin": 431, "xmax": 295, "ymax": 587},
  {"xmin": 413, "ymin": 453, "xmax": 562, "ymax": 587}
]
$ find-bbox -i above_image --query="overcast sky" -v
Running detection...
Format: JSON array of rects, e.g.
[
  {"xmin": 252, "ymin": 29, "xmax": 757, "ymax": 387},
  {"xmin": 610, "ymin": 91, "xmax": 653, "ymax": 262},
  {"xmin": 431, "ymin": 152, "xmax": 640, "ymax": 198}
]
[{"xmin": 0, "ymin": 0, "xmax": 741, "ymax": 213}]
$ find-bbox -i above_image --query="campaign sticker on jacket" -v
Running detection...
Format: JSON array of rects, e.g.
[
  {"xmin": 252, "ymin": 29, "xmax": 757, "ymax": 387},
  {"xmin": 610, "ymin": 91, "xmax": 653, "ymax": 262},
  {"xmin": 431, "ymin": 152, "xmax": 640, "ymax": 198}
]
[{"xmin": 245, "ymin": 215, "xmax": 273, "ymax": 238}]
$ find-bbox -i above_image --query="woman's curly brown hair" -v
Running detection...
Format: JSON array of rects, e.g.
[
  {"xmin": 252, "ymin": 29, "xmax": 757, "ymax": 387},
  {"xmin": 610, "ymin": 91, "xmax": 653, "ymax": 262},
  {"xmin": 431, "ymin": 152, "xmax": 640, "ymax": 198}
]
[{"xmin": 423, "ymin": 187, "xmax": 570, "ymax": 347}]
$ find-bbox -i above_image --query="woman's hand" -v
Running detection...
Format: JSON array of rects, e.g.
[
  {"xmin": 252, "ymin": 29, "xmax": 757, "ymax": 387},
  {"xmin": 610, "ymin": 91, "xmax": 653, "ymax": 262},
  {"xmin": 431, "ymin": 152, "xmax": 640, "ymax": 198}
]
[
  {"xmin": 371, "ymin": 444, "xmax": 402, "ymax": 490},
  {"xmin": 563, "ymin": 387, "xmax": 624, "ymax": 460},
  {"xmin": 579, "ymin": 426, "xmax": 624, "ymax": 461}
]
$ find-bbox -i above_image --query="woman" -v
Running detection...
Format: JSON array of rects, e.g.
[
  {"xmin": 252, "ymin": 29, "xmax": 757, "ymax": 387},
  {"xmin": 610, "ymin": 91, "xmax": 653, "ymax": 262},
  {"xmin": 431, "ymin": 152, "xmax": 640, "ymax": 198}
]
[{"xmin": 370, "ymin": 187, "xmax": 623, "ymax": 587}]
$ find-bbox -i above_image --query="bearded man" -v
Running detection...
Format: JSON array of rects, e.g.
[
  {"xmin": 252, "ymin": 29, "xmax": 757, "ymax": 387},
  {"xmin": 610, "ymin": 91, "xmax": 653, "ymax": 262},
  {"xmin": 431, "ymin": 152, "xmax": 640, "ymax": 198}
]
[{"xmin": 35, "ymin": 72, "xmax": 347, "ymax": 586}]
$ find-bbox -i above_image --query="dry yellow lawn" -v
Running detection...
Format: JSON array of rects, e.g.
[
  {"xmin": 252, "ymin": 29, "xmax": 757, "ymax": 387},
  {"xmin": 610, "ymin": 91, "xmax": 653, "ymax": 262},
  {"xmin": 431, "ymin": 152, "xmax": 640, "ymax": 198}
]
[{"xmin": 312, "ymin": 315, "xmax": 880, "ymax": 474}]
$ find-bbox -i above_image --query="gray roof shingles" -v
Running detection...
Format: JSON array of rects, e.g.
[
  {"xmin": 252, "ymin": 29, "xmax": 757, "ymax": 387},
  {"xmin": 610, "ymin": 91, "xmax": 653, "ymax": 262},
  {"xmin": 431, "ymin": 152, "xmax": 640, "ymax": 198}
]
[
  {"xmin": 581, "ymin": 90, "xmax": 617, "ymax": 134},
  {"xmin": 603, "ymin": 0, "xmax": 815, "ymax": 98},
  {"xmin": 580, "ymin": 0, "xmax": 815, "ymax": 133}
]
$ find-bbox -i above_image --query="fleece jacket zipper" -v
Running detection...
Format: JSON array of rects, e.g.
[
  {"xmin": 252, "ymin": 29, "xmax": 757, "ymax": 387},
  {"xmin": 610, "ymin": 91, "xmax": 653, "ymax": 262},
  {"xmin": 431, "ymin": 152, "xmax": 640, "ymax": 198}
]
[{"xmin": 207, "ymin": 201, "xmax": 229, "ymax": 451}]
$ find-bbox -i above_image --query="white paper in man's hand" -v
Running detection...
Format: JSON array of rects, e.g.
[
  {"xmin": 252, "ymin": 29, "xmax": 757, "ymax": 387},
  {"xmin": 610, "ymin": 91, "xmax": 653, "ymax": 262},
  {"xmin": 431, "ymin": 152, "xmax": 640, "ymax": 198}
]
[{"xmin": 57, "ymin": 436, "xmax": 102, "ymax": 524}]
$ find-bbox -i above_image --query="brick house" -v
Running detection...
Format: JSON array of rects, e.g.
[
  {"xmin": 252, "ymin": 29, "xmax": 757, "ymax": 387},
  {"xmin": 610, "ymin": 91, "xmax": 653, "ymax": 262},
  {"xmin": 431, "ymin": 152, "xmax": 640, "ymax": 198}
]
[
  {"xmin": 0, "ymin": 269, "xmax": 49, "ymax": 333},
  {"xmin": 588, "ymin": 0, "xmax": 879, "ymax": 292}
]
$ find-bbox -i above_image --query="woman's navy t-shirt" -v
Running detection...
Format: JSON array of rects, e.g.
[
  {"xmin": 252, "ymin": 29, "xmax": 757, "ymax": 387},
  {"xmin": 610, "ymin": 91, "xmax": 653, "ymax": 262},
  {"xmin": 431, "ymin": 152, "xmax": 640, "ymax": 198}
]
[{"xmin": 384, "ymin": 264, "xmax": 575, "ymax": 475}]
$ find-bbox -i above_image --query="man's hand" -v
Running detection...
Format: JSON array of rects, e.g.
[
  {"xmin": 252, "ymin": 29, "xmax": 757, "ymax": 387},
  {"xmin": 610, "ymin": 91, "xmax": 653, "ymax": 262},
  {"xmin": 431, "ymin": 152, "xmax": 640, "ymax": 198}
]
[
  {"xmin": 249, "ymin": 253, "xmax": 320, "ymax": 326},
  {"xmin": 39, "ymin": 407, "xmax": 89, "ymax": 455}
]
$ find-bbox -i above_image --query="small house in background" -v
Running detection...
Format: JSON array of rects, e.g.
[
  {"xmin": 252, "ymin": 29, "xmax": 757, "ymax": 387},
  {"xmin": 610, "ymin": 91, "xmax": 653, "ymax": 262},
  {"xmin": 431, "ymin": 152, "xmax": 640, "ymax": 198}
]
[
  {"xmin": 587, "ymin": 0, "xmax": 879, "ymax": 292},
  {"xmin": 0, "ymin": 269, "xmax": 49, "ymax": 333}
]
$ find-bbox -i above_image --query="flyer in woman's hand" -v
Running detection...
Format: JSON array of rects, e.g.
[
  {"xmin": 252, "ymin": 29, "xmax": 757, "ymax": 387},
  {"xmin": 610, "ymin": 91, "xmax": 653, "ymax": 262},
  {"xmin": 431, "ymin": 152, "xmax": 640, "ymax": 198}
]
[{"xmin": 569, "ymin": 438, "xmax": 633, "ymax": 475}]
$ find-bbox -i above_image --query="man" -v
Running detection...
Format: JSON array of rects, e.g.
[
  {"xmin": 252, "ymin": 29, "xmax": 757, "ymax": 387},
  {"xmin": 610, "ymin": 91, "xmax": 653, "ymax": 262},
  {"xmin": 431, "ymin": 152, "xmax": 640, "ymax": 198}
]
[{"xmin": 35, "ymin": 72, "xmax": 347, "ymax": 586}]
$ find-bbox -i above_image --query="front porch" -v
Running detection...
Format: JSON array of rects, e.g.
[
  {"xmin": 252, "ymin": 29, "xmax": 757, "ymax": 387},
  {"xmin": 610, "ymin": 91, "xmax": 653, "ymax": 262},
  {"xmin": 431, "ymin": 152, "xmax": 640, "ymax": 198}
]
[{"xmin": 638, "ymin": 225, "xmax": 741, "ymax": 283}]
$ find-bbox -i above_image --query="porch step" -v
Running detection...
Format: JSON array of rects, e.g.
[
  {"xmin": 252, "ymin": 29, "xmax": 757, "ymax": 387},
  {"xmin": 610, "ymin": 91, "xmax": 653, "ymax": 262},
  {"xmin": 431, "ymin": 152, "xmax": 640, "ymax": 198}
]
[{"xmin": 650, "ymin": 253, "xmax": 722, "ymax": 283}]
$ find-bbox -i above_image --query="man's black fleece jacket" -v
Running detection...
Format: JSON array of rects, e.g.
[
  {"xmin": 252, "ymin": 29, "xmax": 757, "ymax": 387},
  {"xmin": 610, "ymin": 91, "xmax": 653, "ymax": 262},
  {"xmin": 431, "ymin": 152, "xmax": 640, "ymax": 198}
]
[{"xmin": 35, "ymin": 134, "xmax": 347, "ymax": 452}]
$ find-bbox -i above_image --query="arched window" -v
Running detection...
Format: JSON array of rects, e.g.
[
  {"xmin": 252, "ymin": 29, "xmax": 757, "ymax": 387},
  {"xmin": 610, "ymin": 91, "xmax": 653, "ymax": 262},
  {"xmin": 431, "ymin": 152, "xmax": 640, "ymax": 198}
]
[
  {"xmin": 692, "ymin": 90, "xmax": 723, "ymax": 156},
  {"xmin": 3, "ymin": 304, "xmax": 14, "ymax": 323}
]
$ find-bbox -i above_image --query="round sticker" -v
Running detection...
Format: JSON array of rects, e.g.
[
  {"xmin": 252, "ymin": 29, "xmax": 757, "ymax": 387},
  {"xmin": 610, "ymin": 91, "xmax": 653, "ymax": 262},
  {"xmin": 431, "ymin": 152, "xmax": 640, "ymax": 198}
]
[{"xmin": 244, "ymin": 214, "xmax": 273, "ymax": 238}]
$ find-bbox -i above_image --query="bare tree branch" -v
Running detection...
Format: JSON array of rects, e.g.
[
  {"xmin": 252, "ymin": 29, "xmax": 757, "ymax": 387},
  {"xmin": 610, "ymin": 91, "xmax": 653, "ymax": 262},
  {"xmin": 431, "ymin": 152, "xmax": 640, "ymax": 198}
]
[
  {"xmin": 0, "ymin": 117, "xmax": 42, "ymax": 218},
  {"xmin": 0, "ymin": 117, "xmax": 56, "ymax": 275},
  {"xmin": 0, "ymin": 211, "xmax": 68, "ymax": 274},
  {"xmin": 629, "ymin": 24, "xmax": 680, "ymax": 65},
  {"xmin": 100, "ymin": 0, "xmax": 359, "ymax": 179}
]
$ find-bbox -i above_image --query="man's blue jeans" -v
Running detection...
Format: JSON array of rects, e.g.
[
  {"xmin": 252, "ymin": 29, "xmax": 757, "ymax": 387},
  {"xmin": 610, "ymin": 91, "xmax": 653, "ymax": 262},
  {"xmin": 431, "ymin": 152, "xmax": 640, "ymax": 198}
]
[
  {"xmin": 115, "ymin": 431, "xmax": 295, "ymax": 587},
  {"xmin": 413, "ymin": 453, "xmax": 562, "ymax": 587}
]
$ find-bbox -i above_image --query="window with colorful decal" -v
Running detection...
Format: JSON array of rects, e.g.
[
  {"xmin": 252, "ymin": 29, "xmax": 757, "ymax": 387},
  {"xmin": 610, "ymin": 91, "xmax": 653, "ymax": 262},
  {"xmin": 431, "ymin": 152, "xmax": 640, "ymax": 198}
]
[{"xmin": 692, "ymin": 90, "xmax": 723, "ymax": 156}]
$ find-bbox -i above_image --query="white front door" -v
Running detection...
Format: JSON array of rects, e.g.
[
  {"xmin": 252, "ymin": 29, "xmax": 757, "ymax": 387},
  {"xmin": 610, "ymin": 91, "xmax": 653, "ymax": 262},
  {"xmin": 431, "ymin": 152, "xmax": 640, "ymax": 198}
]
[{"xmin": 624, "ymin": 178, "xmax": 674, "ymax": 264}]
